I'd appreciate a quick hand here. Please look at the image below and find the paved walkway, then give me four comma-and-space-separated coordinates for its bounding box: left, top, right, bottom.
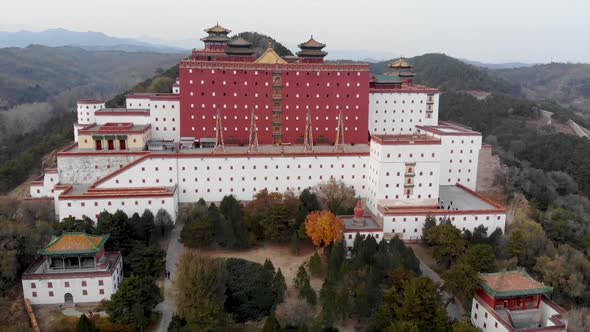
156, 222, 184, 331
408, 244, 466, 321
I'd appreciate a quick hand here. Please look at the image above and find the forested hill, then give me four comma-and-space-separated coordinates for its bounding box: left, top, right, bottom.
369, 53, 515, 94
0, 45, 183, 107
492, 63, 590, 114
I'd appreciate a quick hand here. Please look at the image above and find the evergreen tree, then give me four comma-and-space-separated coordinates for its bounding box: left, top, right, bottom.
76, 314, 98, 332
272, 268, 287, 304
107, 275, 162, 325
294, 264, 317, 305
309, 251, 323, 277
290, 232, 300, 255
262, 312, 282, 332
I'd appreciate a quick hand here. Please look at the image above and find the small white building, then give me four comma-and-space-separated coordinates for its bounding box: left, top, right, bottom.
22, 233, 123, 306
471, 269, 568, 332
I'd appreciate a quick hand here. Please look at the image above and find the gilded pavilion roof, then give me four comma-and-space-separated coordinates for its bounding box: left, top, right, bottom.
479, 269, 553, 297
38, 232, 109, 255
255, 47, 287, 64
205, 23, 231, 34
390, 58, 412, 68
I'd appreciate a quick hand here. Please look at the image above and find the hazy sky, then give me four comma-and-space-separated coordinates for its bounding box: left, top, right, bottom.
2, 0, 589, 63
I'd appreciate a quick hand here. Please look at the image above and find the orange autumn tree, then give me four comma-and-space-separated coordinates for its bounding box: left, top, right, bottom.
304, 210, 344, 248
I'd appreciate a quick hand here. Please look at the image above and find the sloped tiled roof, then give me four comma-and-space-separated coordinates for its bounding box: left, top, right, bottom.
298, 36, 326, 49
228, 37, 252, 46
255, 47, 287, 64
38, 232, 109, 255
205, 23, 231, 34
390, 58, 412, 68
479, 269, 553, 297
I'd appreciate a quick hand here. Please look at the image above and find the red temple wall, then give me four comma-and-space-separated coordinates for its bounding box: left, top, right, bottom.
179, 65, 370, 144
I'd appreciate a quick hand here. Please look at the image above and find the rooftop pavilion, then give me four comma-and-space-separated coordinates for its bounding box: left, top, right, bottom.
22, 233, 121, 277
473, 269, 568, 331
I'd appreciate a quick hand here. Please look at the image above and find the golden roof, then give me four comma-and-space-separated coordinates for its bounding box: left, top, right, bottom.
39, 232, 109, 255
255, 47, 287, 64
205, 23, 231, 34
390, 58, 412, 68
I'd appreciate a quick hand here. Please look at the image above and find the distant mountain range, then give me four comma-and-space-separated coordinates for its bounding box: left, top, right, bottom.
0, 28, 187, 53
461, 59, 536, 70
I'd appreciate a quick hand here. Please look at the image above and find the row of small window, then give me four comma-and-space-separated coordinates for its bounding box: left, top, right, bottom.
385, 183, 435, 188
392, 215, 501, 222
152, 104, 175, 109
373, 127, 424, 132
31, 280, 102, 288
374, 99, 424, 104
154, 127, 177, 131
189, 103, 361, 110
473, 307, 499, 329
189, 79, 362, 88
180, 184, 368, 194
31, 289, 104, 297
191, 115, 360, 121
381, 153, 437, 159
446, 178, 472, 182
382, 194, 433, 199
68, 200, 167, 207
79, 105, 102, 109
188, 68, 363, 77
127, 103, 177, 109
182, 174, 366, 183
189, 126, 360, 132
189, 91, 362, 99
154, 117, 176, 122
142, 163, 368, 172
448, 159, 474, 164
374, 109, 428, 114
449, 149, 474, 154
374, 118, 422, 123
451, 140, 475, 144
448, 169, 473, 173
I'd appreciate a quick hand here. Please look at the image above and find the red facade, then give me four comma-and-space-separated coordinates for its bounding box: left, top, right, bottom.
179, 61, 370, 144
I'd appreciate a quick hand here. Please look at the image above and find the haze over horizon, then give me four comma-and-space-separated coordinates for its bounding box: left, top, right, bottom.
2, 0, 589, 64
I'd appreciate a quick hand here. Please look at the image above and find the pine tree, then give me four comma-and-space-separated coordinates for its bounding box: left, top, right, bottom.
76, 314, 98, 332
308, 252, 323, 277
262, 312, 282, 332
290, 232, 300, 255
272, 268, 287, 304
294, 264, 316, 305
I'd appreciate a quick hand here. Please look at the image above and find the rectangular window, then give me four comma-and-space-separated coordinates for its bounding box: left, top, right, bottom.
32, 291, 37, 297
64, 282, 70, 287
47, 282, 53, 288
99, 289, 105, 295
82, 281, 87, 287
49, 291, 54, 297
83, 290, 88, 296
99, 280, 104, 286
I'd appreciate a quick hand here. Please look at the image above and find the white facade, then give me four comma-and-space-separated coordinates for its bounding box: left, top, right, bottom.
29, 86, 506, 239
369, 91, 439, 135
471, 296, 567, 332
22, 254, 123, 305
76, 100, 106, 125
149, 98, 180, 141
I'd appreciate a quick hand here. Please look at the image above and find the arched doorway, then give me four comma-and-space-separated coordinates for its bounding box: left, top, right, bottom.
64, 293, 74, 307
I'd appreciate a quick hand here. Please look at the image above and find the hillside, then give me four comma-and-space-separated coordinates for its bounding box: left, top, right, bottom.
0, 45, 183, 107
492, 63, 590, 114
0, 28, 184, 53
369, 53, 515, 94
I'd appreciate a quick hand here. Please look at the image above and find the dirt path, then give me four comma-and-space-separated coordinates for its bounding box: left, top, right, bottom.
155, 223, 184, 332
203, 242, 317, 288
